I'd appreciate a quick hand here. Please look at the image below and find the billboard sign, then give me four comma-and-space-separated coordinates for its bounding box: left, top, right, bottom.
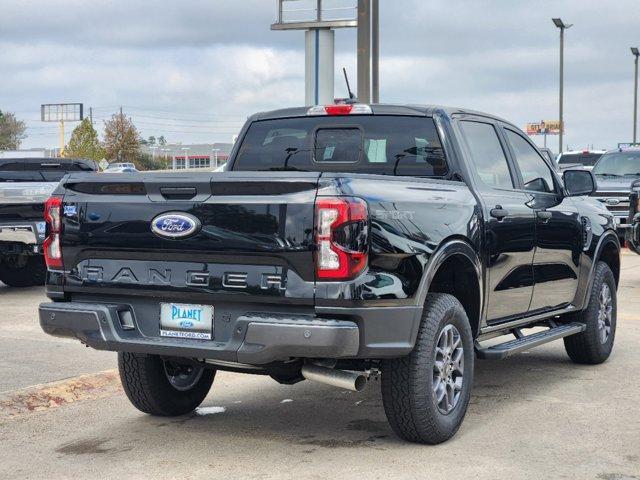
41, 103, 83, 122
526, 120, 562, 136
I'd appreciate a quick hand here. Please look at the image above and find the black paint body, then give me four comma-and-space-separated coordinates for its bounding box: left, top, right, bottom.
41, 105, 620, 364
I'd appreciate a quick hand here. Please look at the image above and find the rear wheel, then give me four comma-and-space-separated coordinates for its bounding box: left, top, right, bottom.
0, 255, 46, 287
564, 261, 617, 364
381, 293, 474, 444
118, 353, 215, 416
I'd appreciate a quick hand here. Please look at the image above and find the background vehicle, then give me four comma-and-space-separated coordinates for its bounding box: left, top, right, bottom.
591, 148, 640, 237
557, 149, 606, 171
105, 167, 139, 173
625, 179, 640, 254
39, 104, 620, 444
105, 162, 137, 171
0, 157, 97, 286
539, 147, 557, 165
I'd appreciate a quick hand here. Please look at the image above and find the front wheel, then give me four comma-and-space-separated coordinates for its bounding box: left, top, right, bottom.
118, 353, 215, 416
381, 293, 474, 444
564, 261, 617, 364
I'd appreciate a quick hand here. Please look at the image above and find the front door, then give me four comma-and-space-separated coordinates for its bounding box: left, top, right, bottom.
503, 128, 582, 312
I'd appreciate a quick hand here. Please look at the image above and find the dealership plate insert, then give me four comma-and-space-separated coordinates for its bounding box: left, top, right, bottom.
160, 303, 213, 340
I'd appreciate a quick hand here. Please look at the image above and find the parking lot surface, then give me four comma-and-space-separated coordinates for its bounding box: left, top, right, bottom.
1, 253, 639, 480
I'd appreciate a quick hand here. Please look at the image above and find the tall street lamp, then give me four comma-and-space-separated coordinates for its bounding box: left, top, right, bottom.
632, 47, 639, 144
553, 18, 572, 154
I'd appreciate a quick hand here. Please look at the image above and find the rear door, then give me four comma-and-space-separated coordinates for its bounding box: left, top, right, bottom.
502, 128, 582, 312
457, 119, 536, 322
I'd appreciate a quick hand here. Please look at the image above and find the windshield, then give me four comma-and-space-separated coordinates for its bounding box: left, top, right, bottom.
233, 115, 447, 176
592, 151, 640, 177
558, 152, 603, 166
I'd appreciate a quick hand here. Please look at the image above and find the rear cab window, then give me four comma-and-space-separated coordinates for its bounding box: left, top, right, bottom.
233, 115, 447, 177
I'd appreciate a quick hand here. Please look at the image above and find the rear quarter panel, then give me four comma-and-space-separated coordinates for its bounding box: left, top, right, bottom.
315, 173, 481, 307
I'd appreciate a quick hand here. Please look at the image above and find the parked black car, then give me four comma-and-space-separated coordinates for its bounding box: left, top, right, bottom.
39, 104, 620, 444
0, 157, 97, 286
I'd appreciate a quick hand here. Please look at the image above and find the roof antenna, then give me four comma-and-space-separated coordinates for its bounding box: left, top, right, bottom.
343, 67, 356, 102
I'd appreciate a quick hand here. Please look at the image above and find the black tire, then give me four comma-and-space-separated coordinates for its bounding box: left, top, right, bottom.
381, 293, 474, 444
118, 353, 215, 416
0, 255, 46, 287
564, 261, 617, 364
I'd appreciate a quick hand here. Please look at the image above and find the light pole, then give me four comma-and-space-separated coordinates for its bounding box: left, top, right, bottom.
212, 148, 220, 169
632, 47, 639, 144
181, 147, 190, 169
553, 18, 572, 154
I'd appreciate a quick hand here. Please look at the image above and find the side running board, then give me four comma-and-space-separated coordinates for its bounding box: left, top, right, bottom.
475, 322, 586, 360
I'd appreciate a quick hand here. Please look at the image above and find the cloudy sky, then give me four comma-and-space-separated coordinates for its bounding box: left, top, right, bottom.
1, 0, 638, 152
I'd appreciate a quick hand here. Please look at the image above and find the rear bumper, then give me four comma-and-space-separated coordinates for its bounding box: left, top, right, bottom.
0, 221, 44, 248
39, 300, 421, 364
39, 302, 360, 364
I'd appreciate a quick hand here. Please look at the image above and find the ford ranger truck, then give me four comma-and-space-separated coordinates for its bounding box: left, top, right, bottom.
39, 104, 620, 444
0, 157, 97, 287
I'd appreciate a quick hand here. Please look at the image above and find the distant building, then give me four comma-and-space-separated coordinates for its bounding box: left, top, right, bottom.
141, 143, 234, 170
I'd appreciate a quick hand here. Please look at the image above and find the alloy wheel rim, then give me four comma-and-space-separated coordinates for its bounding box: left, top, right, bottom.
597, 283, 613, 344
163, 360, 204, 391
433, 324, 464, 415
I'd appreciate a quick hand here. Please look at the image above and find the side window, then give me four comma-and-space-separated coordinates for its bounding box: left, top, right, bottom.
505, 129, 556, 193
459, 121, 514, 189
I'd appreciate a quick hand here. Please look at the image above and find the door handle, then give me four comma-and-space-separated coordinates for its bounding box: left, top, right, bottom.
490, 206, 509, 220
537, 210, 552, 222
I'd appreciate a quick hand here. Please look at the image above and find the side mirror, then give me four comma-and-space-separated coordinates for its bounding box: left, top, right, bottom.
563, 169, 596, 196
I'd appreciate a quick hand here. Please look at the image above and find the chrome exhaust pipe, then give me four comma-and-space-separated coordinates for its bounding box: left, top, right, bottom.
301, 364, 367, 392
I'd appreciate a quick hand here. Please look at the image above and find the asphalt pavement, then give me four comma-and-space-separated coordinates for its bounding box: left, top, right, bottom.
1, 253, 639, 480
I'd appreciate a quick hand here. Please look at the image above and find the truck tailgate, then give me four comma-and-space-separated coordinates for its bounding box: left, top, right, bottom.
58, 172, 320, 306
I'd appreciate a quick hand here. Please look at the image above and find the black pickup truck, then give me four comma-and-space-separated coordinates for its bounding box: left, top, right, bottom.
39, 104, 620, 444
0, 157, 97, 286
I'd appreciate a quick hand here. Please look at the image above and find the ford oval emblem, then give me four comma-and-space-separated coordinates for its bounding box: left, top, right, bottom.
180, 320, 194, 329
605, 198, 621, 206
151, 212, 201, 239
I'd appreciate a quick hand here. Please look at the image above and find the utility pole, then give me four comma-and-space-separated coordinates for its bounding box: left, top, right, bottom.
89, 107, 93, 126
632, 47, 639, 144
371, 0, 379, 103
357, 0, 371, 103
553, 18, 572, 154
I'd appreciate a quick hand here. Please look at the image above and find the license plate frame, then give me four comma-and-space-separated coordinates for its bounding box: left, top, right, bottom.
159, 303, 213, 340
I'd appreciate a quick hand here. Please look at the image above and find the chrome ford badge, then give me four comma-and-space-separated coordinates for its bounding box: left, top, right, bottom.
151, 212, 201, 239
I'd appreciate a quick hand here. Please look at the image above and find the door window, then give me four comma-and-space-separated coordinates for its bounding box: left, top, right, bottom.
505, 129, 556, 193
460, 121, 514, 189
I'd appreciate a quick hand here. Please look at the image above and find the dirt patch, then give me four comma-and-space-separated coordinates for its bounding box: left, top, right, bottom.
0, 370, 122, 419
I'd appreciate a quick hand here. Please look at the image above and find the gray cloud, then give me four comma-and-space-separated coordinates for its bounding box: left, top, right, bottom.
1, 0, 638, 151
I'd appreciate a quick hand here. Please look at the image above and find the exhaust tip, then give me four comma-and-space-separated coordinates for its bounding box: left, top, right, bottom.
353, 374, 367, 392
301, 364, 368, 392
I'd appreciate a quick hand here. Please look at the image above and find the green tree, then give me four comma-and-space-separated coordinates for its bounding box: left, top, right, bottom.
158, 135, 167, 146
64, 118, 105, 160
147, 136, 156, 146
0, 110, 27, 150
136, 151, 165, 171
103, 111, 140, 163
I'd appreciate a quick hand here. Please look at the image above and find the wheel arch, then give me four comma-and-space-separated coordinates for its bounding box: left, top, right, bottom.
579, 229, 621, 309
416, 238, 483, 338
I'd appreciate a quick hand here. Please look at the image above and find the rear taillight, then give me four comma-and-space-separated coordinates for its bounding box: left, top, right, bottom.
315, 197, 368, 280
44, 196, 63, 269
